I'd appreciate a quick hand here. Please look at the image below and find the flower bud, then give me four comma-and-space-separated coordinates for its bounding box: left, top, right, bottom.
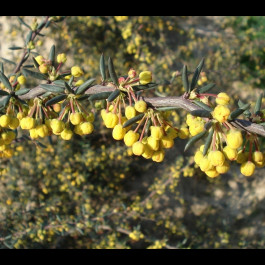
71, 66, 84, 77
125, 106, 137, 120
61, 128, 73, 140
150, 126, 164, 140
209, 150, 225, 166
212, 105, 230, 123
216, 92, 230, 105
17, 75, 26, 85
112, 124, 126, 140
124, 130, 139, 146
226, 130, 243, 149
57, 53, 67, 64
132, 141, 145, 156
80, 122, 94, 135
240, 161, 255, 177
70, 112, 83, 125
152, 149, 165, 162
139, 71, 152, 85
128, 68, 137, 78
134, 100, 147, 113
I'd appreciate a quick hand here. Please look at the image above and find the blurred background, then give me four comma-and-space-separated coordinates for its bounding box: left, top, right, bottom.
0, 16, 265, 249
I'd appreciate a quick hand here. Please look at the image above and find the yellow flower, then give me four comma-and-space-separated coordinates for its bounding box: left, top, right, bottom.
147, 136, 160, 151
80, 122, 94, 135
178, 127, 189, 139
226, 130, 243, 149
240, 161, 255, 177
132, 141, 145, 156
124, 130, 139, 146
236, 150, 248, 164
112, 124, 126, 140
50, 119, 65, 133
134, 100, 147, 113
75, 80, 84, 86
71, 66, 84, 77
142, 144, 154, 159
152, 149, 165, 162
212, 105, 230, 123
57, 53, 67, 63
70, 112, 83, 125
252, 151, 263, 163
0, 115, 11, 128
216, 160, 230, 174
61, 128, 73, 140
39, 64, 49, 74
104, 112, 119, 128
209, 150, 225, 166
216, 92, 230, 105
150, 126, 164, 140
189, 120, 204, 136
199, 157, 213, 172
17, 75, 27, 85
205, 168, 220, 178
35, 55, 44, 65
20, 117, 36, 130
139, 71, 152, 85
125, 106, 137, 120
223, 146, 238, 161
36, 124, 49, 138
160, 135, 174, 149
194, 150, 204, 165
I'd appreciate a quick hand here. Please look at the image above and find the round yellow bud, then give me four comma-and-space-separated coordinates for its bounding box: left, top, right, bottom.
189, 120, 204, 136
139, 71, 152, 85
125, 106, 137, 120
124, 130, 139, 146
132, 141, 145, 156
134, 100, 147, 113
52, 103, 61, 113
39, 64, 49, 74
199, 157, 213, 172
50, 119, 65, 133
29, 128, 39, 139
104, 112, 119, 128
142, 144, 154, 159
150, 126, 164, 140
75, 80, 84, 87
70, 112, 83, 125
17, 112, 26, 120
216, 92, 230, 105
236, 150, 248, 164
17, 75, 26, 85
61, 128, 73, 140
8, 117, 20, 130
209, 150, 225, 166
212, 105, 230, 123
74, 124, 83, 135
84, 112, 95, 123
80, 122, 94, 135
0, 115, 11, 128
147, 136, 160, 151
252, 151, 264, 163
57, 53, 67, 64
1, 131, 16, 142
166, 127, 178, 139
36, 124, 49, 138
20, 117, 35, 130
223, 146, 238, 161
152, 149, 165, 162
205, 168, 220, 178
240, 161, 255, 177
194, 150, 204, 165
226, 130, 243, 149
216, 160, 230, 174
178, 127, 189, 139
160, 135, 174, 149
112, 124, 126, 140
71, 66, 84, 77
35, 55, 44, 65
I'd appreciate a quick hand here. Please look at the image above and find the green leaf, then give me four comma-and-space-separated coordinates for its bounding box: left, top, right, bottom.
41, 91, 53, 98
52, 80, 65, 86
0, 95, 11, 108
100, 53, 106, 81
156, 107, 180, 112
48, 45, 55, 65
23, 64, 35, 68
68, 76, 74, 86
45, 94, 67, 106
89, 91, 113, 101
204, 121, 213, 131
192, 100, 213, 111
197, 83, 216, 94
8, 46, 23, 50
108, 57, 119, 86
32, 57, 40, 68
25, 30, 33, 45
0, 57, 16, 65
190, 58, 204, 91
228, 103, 251, 120
36, 141, 47, 148
254, 93, 263, 115
145, 118, 151, 134
122, 113, 145, 128
22, 68, 47, 80
40, 84, 65, 93
238, 100, 251, 118
184, 130, 207, 152
37, 20, 46, 30
58, 71, 71, 78
133, 82, 158, 91
75, 78, 96, 95
0, 62, 4, 73
77, 95, 90, 101
0, 90, 10, 96
190, 109, 212, 118
15, 88, 31, 96
182, 65, 189, 92
64, 81, 73, 93
0, 71, 13, 91
203, 128, 214, 156
107, 89, 120, 102
45, 20, 51, 28
17, 17, 31, 29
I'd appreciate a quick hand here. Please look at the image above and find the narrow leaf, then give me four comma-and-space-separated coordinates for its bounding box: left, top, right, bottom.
25, 31, 33, 45
190, 58, 204, 91
108, 57, 119, 86
184, 130, 207, 152
100, 53, 106, 81
182, 65, 189, 92
156, 107, 180, 111
52, 80, 65, 86
68, 76, 74, 86
48, 45, 55, 65
254, 93, 263, 115
0, 57, 16, 65
40, 84, 65, 93
0, 62, 4, 73
32, 57, 40, 68
0, 90, 10, 96
197, 83, 216, 94
190, 109, 212, 118
192, 100, 213, 111
45, 94, 67, 107
15, 88, 30, 96
17, 17, 31, 29
22, 68, 47, 80
228, 103, 251, 120
0, 72, 13, 91
122, 113, 145, 128
203, 128, 214, 156
89, 91, 113, 101
133, 82, 158, 91
64, 81, 73, 93
75, 78, 96, 95
8, 46, 23, 50
0, 95, 11, 108
107, 89, 120, 102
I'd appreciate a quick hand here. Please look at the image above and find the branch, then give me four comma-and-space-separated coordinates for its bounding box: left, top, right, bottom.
6, 84, 265, 137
